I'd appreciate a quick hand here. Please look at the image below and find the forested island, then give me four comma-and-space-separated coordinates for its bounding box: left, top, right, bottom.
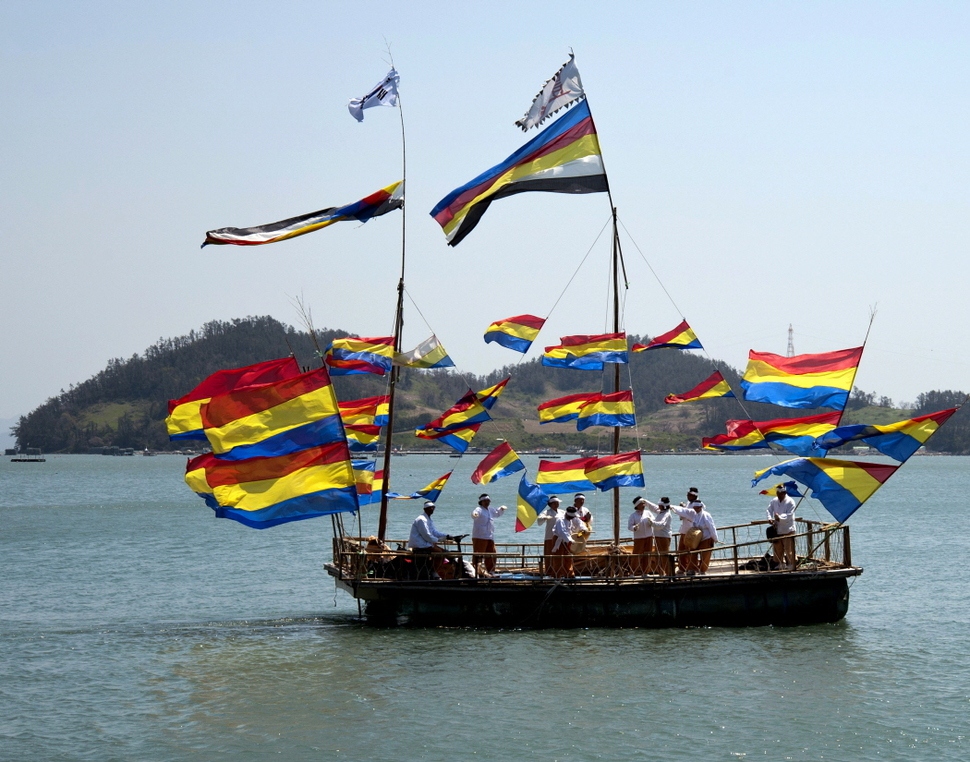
11, 316, 969, 454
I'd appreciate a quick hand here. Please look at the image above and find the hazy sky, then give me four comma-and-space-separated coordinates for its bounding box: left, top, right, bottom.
3, 1, 969, 423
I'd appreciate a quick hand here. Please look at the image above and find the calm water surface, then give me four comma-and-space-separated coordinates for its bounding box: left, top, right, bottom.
2, 454, 969, 761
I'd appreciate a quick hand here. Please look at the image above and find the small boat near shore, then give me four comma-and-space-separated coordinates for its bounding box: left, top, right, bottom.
10, 447, 45, 463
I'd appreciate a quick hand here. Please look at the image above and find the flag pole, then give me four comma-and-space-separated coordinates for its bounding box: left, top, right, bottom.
584, 93, 624, 548
611, 206, 622, 548
377, 62, 407, 543
838, 307, 877, 427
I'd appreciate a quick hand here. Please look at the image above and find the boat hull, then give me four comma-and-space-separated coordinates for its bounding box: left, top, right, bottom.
328, 568, 859, 628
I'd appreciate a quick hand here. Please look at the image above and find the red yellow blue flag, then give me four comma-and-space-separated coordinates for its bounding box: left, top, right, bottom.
338, 395, 390, 427
345, 424, 381, 453
166, 357, 301, 441
188, 442, 358, 529
393, 471, 453, 503
476, 377, 510, 410
665, 371, 735, 405
741, 347, 863, 410
200, 367, 344, 461
813, 408, 958, 462
703, 420, 770, 451
585, 451, 644, 491
536, 456, 596, 494
538, 392, 600, 424
325, 336, 395, 376
575, 390, 636, 431
753, 411, 842, 457
632, 320, 702, 352
542, 332, 628, 371
753, 457, 899, 523
515, 474, 548, 532
484, 314, 546, 353
471, 442, 525, 485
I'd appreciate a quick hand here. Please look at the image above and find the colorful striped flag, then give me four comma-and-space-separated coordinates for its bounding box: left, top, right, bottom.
538, 392, 601, 424
515, 474, 548, 532
166, 357, 301, 441
537, 392, 600, 424
203, 181, 403, 247
752, 457, 900, 523
813, 408, 958, 462
484, 314, 546, 353
632, 320, 702, 352
325, 336, 395, 376
542, 332, 628, 371
395, 471, 453, 503
471, 442, 525, 485
576, 390, 636, 431
352, 459, 376, 504
585, 451, 645, 491
432, 425, 482, 454
741, 347, 864, 410
665, 371, 735, 405
191, 442, 358, 529
536, 456, 596, 494
338, 395, 390, 427
344, 424, 381, 453
703, 420, 770, 451
430, 100, 607, 246
415, 389, 492, 435
200, 367, 344, 461
394, 335, 455, 369
754, 411, 842, 458
185, 453, 220, 510
758, 481, 804, 498
476, 377, 510, 410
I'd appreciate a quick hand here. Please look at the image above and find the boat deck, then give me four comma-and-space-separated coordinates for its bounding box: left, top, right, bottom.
328, 517, 856, 585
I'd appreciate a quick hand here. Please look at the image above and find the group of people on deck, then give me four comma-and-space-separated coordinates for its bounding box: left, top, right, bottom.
406, 484, 798, 580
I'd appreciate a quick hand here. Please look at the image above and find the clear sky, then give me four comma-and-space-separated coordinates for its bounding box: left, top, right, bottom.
2, 1, 969, 423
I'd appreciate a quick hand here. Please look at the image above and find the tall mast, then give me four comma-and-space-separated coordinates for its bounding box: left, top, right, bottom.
377, 72, 407, 542
611, 206, 622, 547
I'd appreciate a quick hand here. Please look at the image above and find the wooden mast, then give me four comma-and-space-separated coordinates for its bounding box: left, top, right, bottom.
611, 207, 621, 547
377, 67, 407, 543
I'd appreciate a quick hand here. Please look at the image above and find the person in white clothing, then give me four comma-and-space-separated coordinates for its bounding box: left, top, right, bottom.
537, 496, 563, 575
672, 489, 699, 572
648, 497, 673, 575
689, 501, 718, 573
572, 493, 593, 532
550, 505, 584, 578
409, 500, 453, 580
628, 496, 655, 575
766, 486, 798, 570
471, 493, 507, 576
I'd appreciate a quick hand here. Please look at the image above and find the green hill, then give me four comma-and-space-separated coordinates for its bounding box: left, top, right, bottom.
11, 316, 969, 454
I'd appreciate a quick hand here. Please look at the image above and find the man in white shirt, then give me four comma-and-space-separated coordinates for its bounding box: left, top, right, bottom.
572, 493, 592, 532
471, 493, 507, 577
689, 501, 719, 574
408, 500, 452, 580
537, 496, 562, 575
766, 486, 798, 570
628, 496, 655, 575
550, 505, 584, 578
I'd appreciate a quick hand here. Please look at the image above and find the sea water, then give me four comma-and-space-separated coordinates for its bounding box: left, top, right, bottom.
1, 453, 968, 761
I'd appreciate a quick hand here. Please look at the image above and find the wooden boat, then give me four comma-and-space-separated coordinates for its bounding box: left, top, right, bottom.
325, 518, 860, 627
324, 56, 878, 628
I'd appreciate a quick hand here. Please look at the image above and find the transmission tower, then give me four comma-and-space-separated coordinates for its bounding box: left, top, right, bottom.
787, 324, 795, 357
